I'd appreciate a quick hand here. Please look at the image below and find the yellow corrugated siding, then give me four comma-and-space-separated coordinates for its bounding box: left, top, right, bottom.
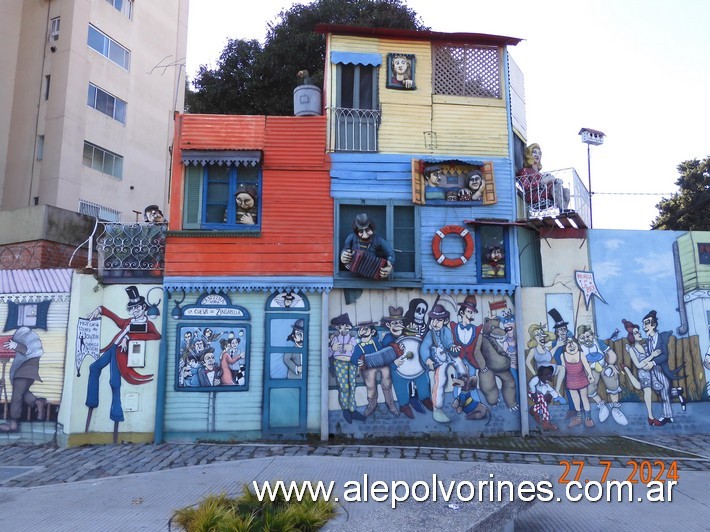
378, 39, 432, 106
379, 102, 431, 153
431, 103, 508, 156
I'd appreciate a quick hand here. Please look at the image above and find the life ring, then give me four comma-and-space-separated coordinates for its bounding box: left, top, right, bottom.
431, 225, 474, 268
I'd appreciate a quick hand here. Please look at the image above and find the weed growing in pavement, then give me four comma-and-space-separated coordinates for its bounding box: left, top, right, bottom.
171, 483, 336, 531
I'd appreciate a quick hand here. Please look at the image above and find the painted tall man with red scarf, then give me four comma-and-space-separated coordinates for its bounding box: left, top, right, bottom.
84, 286, 161, 435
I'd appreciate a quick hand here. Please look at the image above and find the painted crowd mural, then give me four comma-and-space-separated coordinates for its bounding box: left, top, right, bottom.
522, 229, 710, 435
326, 290, 520, 436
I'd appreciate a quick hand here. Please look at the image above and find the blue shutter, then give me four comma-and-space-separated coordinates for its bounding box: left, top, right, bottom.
4, 302, 19, 332
35, 300, 51, 330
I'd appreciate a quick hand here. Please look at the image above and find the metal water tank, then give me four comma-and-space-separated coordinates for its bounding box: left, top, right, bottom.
293, 85, 322, 116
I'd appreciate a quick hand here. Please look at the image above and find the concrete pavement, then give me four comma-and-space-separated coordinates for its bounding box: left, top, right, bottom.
0, 433, 707, 531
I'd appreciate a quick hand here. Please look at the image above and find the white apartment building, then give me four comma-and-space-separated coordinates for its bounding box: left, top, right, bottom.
0, 0, 189, 223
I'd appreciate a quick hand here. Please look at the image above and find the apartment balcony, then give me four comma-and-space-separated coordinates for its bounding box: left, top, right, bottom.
516, 168, 591, 229
328, 106, 381, 152
94, 222, 166, 283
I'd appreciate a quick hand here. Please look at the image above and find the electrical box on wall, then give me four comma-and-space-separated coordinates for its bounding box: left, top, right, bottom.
123, 393, 139, 412
127, 340, 146, 367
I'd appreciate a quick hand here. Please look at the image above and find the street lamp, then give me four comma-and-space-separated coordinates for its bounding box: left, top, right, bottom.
578, 127, 605, 228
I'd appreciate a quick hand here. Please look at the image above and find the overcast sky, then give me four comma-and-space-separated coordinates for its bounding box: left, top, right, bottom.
186, 0, 710, 230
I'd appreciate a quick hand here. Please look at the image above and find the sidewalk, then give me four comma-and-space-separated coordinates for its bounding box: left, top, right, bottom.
0, 433, 707, 531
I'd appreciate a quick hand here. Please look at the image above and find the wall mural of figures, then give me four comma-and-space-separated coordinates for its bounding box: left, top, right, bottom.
521, 229, 710, 436
176, 325, 248, 389
0, 273, 72, 443
326, 289, 519, 436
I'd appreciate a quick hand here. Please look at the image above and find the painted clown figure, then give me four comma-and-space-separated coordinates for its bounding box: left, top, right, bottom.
84, 286, 161, 434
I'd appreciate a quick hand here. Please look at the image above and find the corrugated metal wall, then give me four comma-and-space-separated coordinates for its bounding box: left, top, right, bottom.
167, 115, 332, 277
508, 54, 527, 141
162, 291, 322, 438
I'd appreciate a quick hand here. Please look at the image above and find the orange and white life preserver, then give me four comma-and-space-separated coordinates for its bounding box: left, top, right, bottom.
431, 225, 474, 268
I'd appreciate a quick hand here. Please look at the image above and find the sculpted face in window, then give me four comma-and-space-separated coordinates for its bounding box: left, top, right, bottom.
235, 190, 257, 225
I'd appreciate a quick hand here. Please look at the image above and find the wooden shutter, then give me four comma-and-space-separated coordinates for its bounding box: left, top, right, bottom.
183, 165, 203, 229
481, 161, 497, 205
411, 159, 425, 205
35, 300, 51, 330
3, 301, 18, 332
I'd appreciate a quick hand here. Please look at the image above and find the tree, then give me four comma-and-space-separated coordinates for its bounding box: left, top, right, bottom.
186, 0, 427, 116
652, 156, 710, 230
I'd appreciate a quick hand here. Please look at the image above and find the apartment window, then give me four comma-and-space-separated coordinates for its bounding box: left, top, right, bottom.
83, 141, 123, 178
44, 75, 51, 100
182, 152, 262, 232
87, 83, 126, 124
336, 202, 417, 281
107, 0, 133, 19
48, 17, 60, 42
87, 24, 130, 70
37, 135, 44, 161
433, 44, 501, 98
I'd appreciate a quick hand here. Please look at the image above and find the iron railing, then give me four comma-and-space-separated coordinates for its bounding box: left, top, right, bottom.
328, 106, 381, 152
94, 222, 167, 280
516, 167, 591, 227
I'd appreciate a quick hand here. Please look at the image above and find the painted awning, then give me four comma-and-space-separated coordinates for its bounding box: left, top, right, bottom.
330, 51, 382, 66
422, 284, 515, 296
163, 276, 333, 294
0, 268, 73, 302
181, 150, 262, 167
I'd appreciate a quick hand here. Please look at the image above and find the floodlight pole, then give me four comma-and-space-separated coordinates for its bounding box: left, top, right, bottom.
587, 143, 592, 227
578, 128, 606, 229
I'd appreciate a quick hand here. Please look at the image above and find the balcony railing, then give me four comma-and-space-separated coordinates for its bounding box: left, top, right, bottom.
516, 167, 591, 227
95, 222, 167, 281
328, 106, 380, 152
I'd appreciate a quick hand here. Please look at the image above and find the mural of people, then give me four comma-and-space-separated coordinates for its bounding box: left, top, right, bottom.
381, 306, 432, 418
219, 334, 244, 385
516, 143, 569, 211
328, 313, 365, 423
284, 320, 304, 379
388, 53, 414, 89
0, 327, 47, 433
197, 349, 219, 387
524, 323, 565, 395
528, 365, 562, 431
352, 320, 398, 417
340, 213, 395, 280
84, 286, 161, 433
450, 295, 483, 398
475, 316, 519, 411
560, 337, 595, 428
641, 310, 686, 424
421, 304, 467, 423
577, 324, 628, 425
403, 298, 429, 338
463, 170, 484, 201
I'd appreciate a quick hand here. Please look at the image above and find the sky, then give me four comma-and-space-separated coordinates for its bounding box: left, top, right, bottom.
186, 0, 710, 230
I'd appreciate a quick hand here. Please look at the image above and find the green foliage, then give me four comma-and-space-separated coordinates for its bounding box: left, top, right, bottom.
187, 0, 427, 115
171, 484, 337, 532
652, 156, 710, 230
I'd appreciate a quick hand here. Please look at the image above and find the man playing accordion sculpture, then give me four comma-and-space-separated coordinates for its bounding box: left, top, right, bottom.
340, 213, 395, 280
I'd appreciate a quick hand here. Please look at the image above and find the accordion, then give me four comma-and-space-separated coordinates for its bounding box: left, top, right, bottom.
363, 345, 398, 369
346, 250, 387, 280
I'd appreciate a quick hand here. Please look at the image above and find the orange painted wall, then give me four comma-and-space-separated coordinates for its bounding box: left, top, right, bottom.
166, 114, 332, 276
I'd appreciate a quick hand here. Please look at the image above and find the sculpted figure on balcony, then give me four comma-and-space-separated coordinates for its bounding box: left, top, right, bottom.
516, 143, 570, 211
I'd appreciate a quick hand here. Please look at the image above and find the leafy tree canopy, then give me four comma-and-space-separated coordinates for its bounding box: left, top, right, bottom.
186, 0, 427, 115
652, 156, 710, 230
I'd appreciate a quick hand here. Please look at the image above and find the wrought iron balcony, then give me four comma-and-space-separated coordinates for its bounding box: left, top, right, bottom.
95, 222, 167, 282
328, 106, 381, 152
516, 168, 591, 228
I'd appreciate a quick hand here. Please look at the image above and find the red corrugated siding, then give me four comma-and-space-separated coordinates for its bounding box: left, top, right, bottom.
166, 114, 332, 277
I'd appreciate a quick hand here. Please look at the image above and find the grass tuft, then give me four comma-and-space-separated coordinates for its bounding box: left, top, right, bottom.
172, 483, 336, 531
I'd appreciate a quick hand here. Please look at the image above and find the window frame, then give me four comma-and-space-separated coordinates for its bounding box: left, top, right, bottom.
87, 24, 130, 70
182, 162, 263, 233
48, 17, 60, 42
475, 224, 510, 283
82, 141, 124, 179
106, 0, 133, 19
335, 200, 420, 286
87, 83, 127, 124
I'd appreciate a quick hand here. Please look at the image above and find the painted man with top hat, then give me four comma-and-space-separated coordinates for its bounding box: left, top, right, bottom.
340, 213, 395, 279
328, 313, 365, 423
84, 285, 161, 432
